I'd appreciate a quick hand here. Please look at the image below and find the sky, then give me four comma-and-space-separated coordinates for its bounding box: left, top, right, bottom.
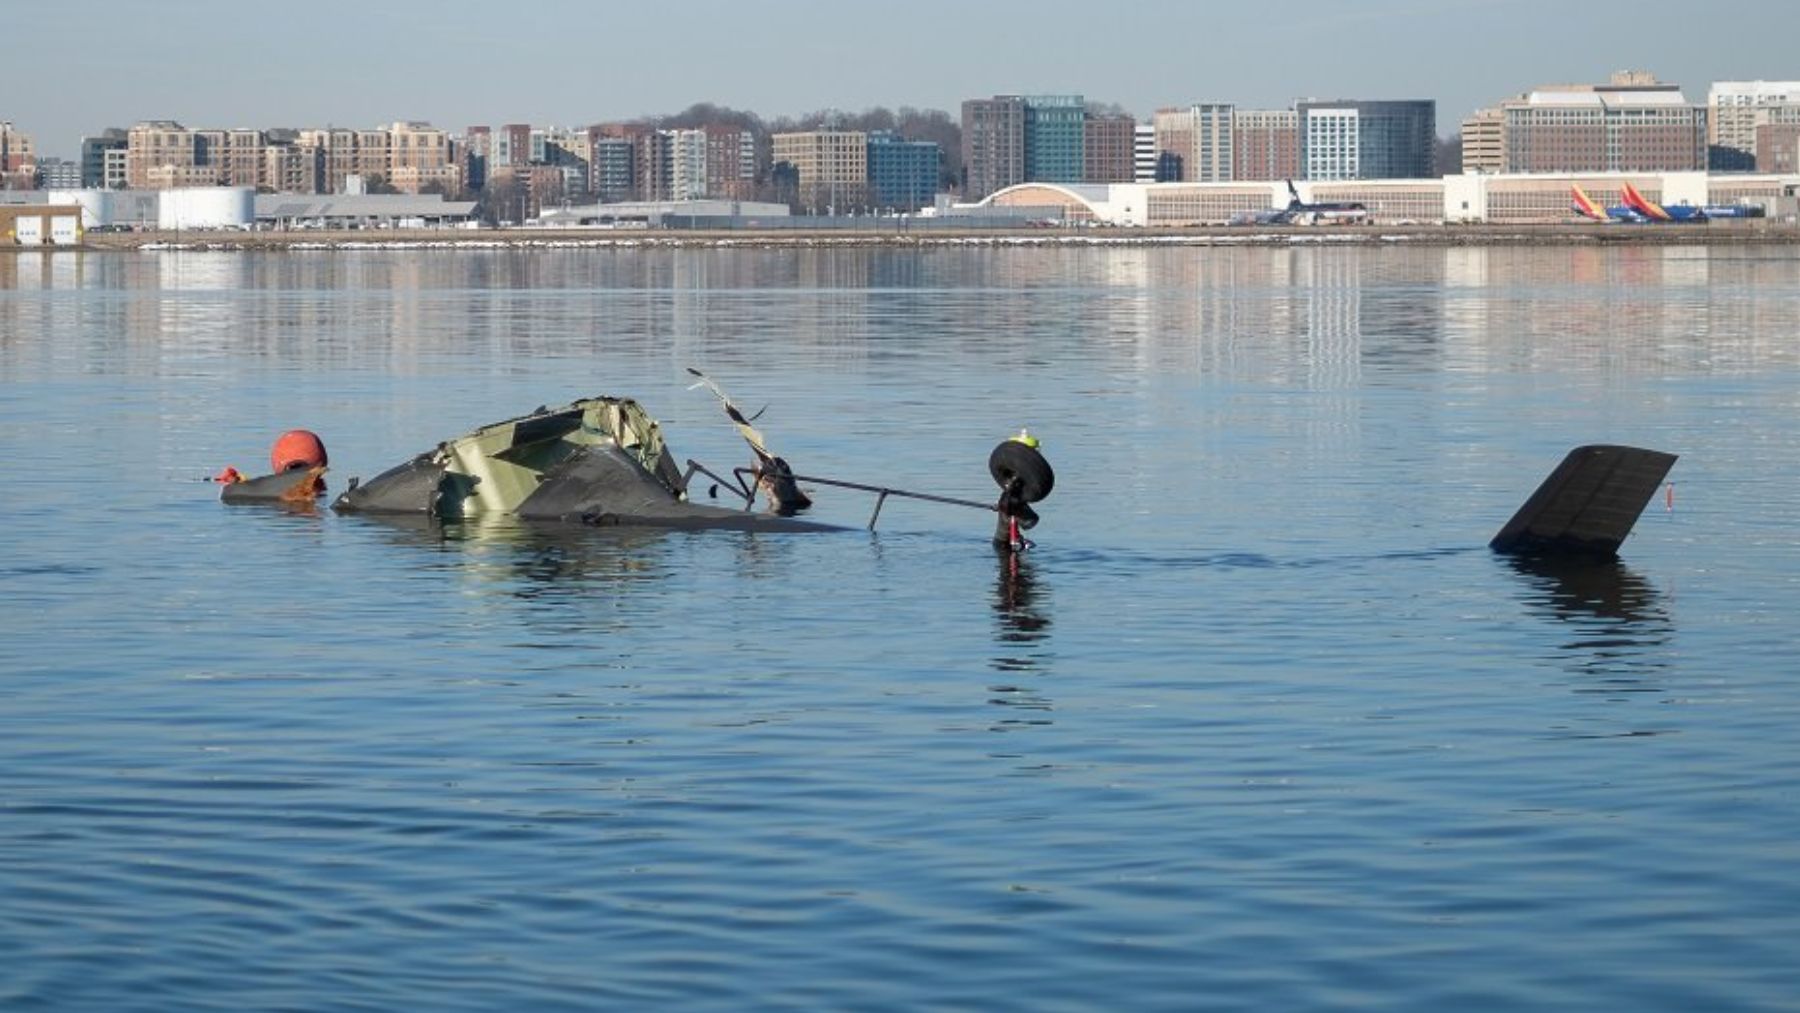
8, 0, 1799, 157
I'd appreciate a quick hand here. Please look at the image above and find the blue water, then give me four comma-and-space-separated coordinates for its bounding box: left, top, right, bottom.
3, 245, 1799, 1010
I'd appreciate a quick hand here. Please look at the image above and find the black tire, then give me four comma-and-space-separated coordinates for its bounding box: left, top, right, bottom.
989, 441, 1054, 503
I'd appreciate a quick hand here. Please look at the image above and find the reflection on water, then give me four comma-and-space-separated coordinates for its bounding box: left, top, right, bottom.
992, 546, 1051, 665
6, 244, 1800, 1012
7, 246, 1800, 389
354, 513, 678, 595
1506, 554, 1673, 693
989, 547, 1054, 728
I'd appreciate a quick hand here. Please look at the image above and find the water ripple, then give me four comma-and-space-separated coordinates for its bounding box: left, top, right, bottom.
4, 246, 1799, 1010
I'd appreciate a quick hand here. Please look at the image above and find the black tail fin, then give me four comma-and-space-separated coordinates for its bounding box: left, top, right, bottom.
1490, 445, 1677, 558
1286, 179, 1302, 208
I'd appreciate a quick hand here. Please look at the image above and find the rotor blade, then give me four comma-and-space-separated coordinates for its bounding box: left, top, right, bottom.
686, 368, 777, 464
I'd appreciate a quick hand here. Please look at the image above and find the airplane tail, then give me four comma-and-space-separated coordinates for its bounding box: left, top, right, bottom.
1286, 179, 1302, 209
1570, 184, 1608, 221
1491, 445, 1677, 558
1620, 181, 1672, 222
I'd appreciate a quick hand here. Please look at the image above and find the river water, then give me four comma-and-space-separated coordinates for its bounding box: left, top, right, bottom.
3, 244, 1799, 1011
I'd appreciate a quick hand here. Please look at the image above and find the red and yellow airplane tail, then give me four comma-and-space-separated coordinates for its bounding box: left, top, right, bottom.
1570, 185, 1609, 221
1620, 181, 1672, 222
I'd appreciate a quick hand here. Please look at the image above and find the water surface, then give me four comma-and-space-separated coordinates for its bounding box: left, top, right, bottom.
3, 245, 1799, 1010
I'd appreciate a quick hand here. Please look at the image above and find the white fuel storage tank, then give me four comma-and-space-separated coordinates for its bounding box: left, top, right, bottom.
158, 187, 253, 230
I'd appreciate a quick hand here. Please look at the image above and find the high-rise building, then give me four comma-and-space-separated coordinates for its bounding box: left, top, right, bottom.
1154, 103, 1234, 182
126, 121, 196, 188
387, 122, 457, 194
1133, 122, 1157, 183
961, 94, 1087, 199
497, 124, 531, 170
80, 129, 127, 188
962, 96, 1026, 200
1489, 73, 1703, 174
1083, 114, 1136, 183
1757, 124, 1800, 173
263, 142, 322, 196
462, 126, 491, 192
1459, 107, 1504, 173
1231, 109, 1298, 181
190, 128, 266, 189
1297, 99, 1435, 180
1024, 95, 1085, 183
636, 130, 694, 201
294, 127, 392, 192
701, 125, 756, 201
587, 123, 648, 202
103, 148, 128, 190
36, 157, 81, 189
668, 129, 708, 201
612, 126, 754, 203
524, 126, 590, 196
866, 131, 940, 211
0, 122, 33, 188
1710, 81, 1800, 171
771, 130, 867, 211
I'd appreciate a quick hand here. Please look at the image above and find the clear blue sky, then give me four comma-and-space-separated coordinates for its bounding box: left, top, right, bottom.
9, 0, 1798, 156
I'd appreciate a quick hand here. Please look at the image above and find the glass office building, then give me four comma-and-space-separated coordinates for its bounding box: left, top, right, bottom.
1297, 100, 1435, 180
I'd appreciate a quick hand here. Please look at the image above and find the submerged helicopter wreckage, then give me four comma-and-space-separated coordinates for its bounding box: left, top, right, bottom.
220, 370, 1056, 549
220, 372, 1676, 560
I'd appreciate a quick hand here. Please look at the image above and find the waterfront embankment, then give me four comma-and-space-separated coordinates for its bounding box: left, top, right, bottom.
45, 220, 1800, 252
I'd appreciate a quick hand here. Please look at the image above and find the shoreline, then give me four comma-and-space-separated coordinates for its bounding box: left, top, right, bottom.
15, 221, 1800, 252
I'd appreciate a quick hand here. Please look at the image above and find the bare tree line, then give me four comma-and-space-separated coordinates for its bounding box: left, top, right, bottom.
628, 103, 965, 190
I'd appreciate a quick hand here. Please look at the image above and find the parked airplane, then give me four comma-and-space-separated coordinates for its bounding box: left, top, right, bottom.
1569, 184, 1641, 222
1619, 181, 1699, 222
1233, 181, 1370, 225
1572, 182, 1764, 224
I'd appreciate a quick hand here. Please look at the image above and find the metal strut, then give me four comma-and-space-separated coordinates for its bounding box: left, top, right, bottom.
680, 459, 755, 505
724, 467, 997, 530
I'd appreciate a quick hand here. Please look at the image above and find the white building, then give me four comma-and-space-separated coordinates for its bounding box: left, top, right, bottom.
1709, 81, 1800, 167
1133, 122, 1156, 183
1153, 103, 1234, 182
1302, 107, 1360, 180
669, 129, 708, 202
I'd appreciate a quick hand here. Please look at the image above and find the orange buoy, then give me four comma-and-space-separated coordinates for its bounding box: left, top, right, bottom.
270, 430, 328, 473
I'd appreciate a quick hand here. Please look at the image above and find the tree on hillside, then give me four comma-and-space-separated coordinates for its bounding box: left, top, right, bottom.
894, 107, 962, 187
612, 101, 964, 199
476, 173, 525, 225
657, 102, 768, 134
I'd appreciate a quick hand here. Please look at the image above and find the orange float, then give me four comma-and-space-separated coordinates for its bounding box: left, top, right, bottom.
270, 430, 328, 472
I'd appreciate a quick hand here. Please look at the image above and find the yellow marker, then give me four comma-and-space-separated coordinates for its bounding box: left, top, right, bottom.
1010, 428, 1040, 449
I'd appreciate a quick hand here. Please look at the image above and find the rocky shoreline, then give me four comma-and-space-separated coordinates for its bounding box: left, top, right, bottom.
25, 221, 1800, 252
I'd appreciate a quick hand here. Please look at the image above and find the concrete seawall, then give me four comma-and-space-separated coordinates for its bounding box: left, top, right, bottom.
26, 221, 1800, 252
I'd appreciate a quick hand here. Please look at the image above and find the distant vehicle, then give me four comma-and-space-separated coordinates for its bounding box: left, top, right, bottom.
1238, 181, 1370, 225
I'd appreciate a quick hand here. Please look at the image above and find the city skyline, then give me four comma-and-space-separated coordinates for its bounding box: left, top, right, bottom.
10, 0, 1800, 157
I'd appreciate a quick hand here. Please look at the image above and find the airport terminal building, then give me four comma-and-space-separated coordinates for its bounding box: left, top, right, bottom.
978, 172, 1799, 226
4, 187, 478, 232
